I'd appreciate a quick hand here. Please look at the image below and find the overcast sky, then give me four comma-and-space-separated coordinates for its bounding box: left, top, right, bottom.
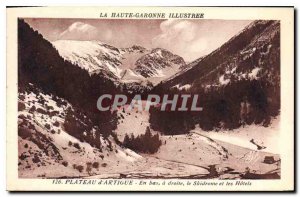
24, 18, 252, 62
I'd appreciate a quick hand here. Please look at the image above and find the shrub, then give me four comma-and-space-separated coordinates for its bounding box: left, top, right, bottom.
49, 111, 59, 117
46, 105, 54, 111
18, 102, 26, 111
32, 155, 41, 163
101, 163, 107, 167
73, 143, 81, 149
45, 123, 51, 130
19, 154, 27, 160
53, 121, 60, 127
62, 161, 68, 167
86, 162, 92, 174
92, 162, 99, 169
29, 106, 36, 113
76, 165, 84, 173
36, 108, 47, 114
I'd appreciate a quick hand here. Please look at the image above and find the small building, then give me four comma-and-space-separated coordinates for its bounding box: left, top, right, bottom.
263, 156, 275, 164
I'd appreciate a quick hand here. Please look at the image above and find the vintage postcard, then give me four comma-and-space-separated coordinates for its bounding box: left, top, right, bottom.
6, 6, 294, 191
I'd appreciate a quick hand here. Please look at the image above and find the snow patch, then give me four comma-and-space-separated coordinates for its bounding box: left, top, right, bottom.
193, 117, 280, 154
219, 75, 230, 85
172, 84, 191, 90
248, 67, 262, 80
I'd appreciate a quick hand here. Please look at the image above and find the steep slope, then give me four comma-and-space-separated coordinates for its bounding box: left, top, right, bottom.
150, 20, 280, 133
18, 19, 120, 111
119, 45, 149, 70
114, 103, 158, 142
52, 41, 186, 85
157, 20, 279, 90
18, 83, 279, 179
52, 40, 123, 79
134, 48, 186, 84
18, 84, 141, 178
17, 19, 133, 178
52, 41, 150, 80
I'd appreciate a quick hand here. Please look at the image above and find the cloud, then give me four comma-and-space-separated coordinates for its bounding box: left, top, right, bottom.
152, 19, 205, 62
152, 19, 252, 62
53, 19, 251, 61
58, 22, 112, 41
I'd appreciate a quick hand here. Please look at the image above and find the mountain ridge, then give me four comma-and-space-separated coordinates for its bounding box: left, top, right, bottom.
52, 40, 187, 86
156, 20, 278, 90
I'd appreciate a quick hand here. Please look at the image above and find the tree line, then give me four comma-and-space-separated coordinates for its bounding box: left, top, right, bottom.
123, 127, 162, 153
18, 19, 118, 142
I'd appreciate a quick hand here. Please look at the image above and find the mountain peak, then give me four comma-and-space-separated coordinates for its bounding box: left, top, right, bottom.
133, 48, 186, 81
52, 39, 123, 78
121, 45, 147, 53
52, 40, 186, 85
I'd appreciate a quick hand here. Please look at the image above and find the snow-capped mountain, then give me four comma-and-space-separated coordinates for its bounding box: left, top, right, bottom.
52, 40, 186, 85
133, 48, 186, 84
18, 19, 281, 179
52, 40, 124, 79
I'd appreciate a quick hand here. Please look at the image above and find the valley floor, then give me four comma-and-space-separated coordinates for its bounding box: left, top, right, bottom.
89, 107, 280, 179
18, 90, 280, 179
88, 130, 280, 180
19, 125, 280, 179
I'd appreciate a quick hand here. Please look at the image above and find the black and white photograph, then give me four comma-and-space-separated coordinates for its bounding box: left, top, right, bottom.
5, 6, 294, 191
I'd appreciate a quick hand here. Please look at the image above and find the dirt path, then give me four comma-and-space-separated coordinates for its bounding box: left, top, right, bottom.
190, 132, 230, 158
146, 155, 210, 170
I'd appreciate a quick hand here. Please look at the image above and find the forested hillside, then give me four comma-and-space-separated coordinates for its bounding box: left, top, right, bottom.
150, 20, 280, 133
